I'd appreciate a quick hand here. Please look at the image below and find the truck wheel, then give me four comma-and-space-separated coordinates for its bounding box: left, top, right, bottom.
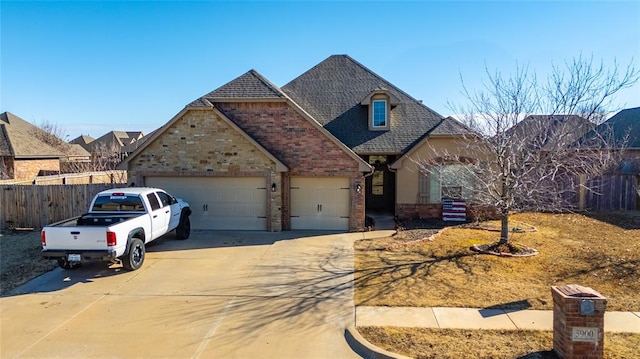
121, 238, 145, 271
57, 259, 82, 270
176, 216, 190, 240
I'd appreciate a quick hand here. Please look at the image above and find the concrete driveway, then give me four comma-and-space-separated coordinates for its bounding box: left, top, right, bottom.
1, 230, 390, 358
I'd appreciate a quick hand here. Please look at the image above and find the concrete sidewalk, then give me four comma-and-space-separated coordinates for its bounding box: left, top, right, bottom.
356, 306, 640, 333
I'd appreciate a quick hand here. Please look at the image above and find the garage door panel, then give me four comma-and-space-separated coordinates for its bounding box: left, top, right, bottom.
145, 177, 266, 230
290, 177, 350, 231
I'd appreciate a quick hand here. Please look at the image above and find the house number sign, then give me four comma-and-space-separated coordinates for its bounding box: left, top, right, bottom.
572, 327, 598, 342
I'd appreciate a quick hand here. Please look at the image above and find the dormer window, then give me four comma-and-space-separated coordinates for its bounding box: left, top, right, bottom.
361, 89, 399, 131
372, 100, 387, 128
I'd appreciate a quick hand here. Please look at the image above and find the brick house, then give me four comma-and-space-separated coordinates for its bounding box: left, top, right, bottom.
0, 112, 63, 180
119, 55, 478, 231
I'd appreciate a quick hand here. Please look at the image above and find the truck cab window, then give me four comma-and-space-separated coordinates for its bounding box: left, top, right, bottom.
146, 193, 161, 211
156, 192, 172, 207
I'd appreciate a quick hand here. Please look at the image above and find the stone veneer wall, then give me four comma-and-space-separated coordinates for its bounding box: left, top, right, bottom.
127, 108, 282, 230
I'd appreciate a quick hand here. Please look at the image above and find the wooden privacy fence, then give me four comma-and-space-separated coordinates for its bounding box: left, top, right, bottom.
584, 175, 639, 211
0, 184, 120, 230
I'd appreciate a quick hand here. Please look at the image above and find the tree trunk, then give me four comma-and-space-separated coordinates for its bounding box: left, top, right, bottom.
499, 212, 509, 245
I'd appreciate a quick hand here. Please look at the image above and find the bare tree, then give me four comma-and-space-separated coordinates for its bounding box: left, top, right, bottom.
36, 120, 71, 152
90, 141, 125, 171
0, 157, 13, 179
417, 56, 638, 251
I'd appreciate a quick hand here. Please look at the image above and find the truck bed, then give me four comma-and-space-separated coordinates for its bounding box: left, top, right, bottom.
51, 213, 143, 227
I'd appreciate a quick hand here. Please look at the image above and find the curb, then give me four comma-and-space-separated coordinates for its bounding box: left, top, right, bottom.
345, 326, 412, 359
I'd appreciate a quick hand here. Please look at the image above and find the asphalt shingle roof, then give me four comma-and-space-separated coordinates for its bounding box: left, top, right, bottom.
281, 55, 454, 154
513, 115, 594, 150
598, 107, 640, 148
0, 112, 63, 158
188, 70, 286, 107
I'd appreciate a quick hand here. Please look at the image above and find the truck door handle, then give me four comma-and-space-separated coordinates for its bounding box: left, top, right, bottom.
165, 210, 169, 214
153, 215, 158, 218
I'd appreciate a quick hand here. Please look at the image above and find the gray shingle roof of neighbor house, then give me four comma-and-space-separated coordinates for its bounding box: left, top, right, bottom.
281, 54, 461, 154
70, 134, 95, 151
0, 112, 64, 158
510, 114, 594, 150
597, 107, 640, 148
88, 131, 145, 153
66, 143, 91, 158
188, 70, 286, 107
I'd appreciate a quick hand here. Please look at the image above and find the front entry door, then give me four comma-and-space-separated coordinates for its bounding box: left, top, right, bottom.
365, 155, 395, 211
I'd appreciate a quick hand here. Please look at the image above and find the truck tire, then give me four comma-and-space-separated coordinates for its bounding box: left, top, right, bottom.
121, 238, 145, 271
57, 258, 82, 270
175, 216, 190, 240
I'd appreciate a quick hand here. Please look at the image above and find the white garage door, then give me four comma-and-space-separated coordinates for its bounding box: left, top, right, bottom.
145, 177, 267, 230
290, 177, 350, 230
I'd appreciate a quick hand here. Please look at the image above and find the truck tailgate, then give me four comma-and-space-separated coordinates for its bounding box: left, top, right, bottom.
42, 227, 109, 251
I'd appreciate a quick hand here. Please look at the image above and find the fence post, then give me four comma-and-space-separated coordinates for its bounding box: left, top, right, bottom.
578, 175, 586, 211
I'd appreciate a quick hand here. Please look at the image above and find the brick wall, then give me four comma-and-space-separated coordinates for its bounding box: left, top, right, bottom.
396, 202, 500, 221
216, 102, 366, 231
13, 158, 60, 181
551, 285, 606, 359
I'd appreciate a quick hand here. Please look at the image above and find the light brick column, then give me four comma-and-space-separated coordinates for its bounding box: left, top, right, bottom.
551, 285, 607, 359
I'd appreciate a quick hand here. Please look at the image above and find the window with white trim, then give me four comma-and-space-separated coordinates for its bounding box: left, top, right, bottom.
372, 100, 387, 128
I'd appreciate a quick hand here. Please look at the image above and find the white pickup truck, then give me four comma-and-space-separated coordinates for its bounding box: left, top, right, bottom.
41, 187, 191, 271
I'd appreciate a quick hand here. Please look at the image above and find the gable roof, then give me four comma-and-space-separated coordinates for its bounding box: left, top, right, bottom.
281, 55, 446, 154
184, 68, 372, 172
188, 70, 287, 107
430, 116, 478, 137
70, 134, 95, 150
0, 112, 63, 158
390, 116, 480, 169
65, 143, 91, 158
89, 131, 145, 153
511, 115, 594, 150
596, 107, 640, 148
117, 107, 289, 172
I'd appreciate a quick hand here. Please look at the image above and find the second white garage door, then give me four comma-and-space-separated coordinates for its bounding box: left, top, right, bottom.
290, 177, 350, 230
145, 176, 267, 230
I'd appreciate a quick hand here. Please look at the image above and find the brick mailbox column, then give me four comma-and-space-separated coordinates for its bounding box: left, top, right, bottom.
551, 284, 607, 359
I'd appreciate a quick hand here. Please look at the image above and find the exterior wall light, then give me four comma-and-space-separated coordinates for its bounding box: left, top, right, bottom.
271, 183, 276, 192
356, 184, 362, 194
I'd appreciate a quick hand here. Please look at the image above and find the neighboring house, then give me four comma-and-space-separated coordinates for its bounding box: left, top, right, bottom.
69, 134, 95, 151
0, 112, 63, 180
513, 115, 594, 150
584, 107, 640, 210
59, 144, 92, 172
74, 131, 145, 167
597, 106, 640, 174
119, 55, 478, 231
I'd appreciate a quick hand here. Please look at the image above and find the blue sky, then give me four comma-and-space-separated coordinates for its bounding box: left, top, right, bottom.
2, 1, 639, 139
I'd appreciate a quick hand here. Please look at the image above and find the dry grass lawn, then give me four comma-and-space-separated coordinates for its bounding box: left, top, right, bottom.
355, 212, 640, 311
359, 327, 640, 359
0, 229, 57, 295
355, 212, 640, 358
